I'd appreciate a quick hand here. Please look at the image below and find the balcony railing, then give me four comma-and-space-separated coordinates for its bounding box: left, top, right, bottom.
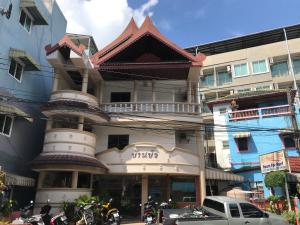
228, 105, 292, 121
100, 102, 201, 114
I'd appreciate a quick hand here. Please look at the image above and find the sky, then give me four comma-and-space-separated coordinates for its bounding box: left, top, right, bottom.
56, 0, 300, 50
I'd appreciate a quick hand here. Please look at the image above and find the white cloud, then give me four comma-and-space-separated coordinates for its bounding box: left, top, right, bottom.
56, 0, 159, 49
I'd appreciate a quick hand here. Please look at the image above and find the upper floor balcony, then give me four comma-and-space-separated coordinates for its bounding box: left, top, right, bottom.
228, 104, 292, 121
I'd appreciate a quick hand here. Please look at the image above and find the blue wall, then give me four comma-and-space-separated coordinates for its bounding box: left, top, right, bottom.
226, 106, 299, 197
0, 0, 66, 201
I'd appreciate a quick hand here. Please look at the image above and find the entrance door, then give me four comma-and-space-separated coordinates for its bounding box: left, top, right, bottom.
148, 176, 168, 202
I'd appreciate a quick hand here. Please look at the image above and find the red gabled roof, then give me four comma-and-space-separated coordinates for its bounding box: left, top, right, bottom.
92, 16, 205, 67
288, 157, 300, 173
45, 34, 86, 56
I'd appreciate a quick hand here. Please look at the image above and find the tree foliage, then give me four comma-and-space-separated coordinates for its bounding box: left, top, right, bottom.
264, 171, 285, 188
0, 171, 6, 191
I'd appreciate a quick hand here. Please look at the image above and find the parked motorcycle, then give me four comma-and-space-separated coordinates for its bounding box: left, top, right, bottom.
101, 198, 120, 225
142, 196, 158, 225
12, 200, 43, 225
50, 203, 81, 225
158, 198, 172, 223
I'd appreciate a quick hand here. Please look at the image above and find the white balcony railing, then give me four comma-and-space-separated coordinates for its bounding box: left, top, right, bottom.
100, 102, 201, 114
228, 105, 292, 121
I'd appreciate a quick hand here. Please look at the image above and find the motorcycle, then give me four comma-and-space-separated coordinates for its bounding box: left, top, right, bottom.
12, 200, 43, 225
50, 203, 81, 225
158, 198, 172, 223
101, 198, 120, 225
142, 196, 158, 225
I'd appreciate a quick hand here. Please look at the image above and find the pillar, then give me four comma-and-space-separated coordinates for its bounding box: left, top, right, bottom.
166, 176, 171, 200
133, 80, 138, 102
141, 175, 148, 217
46, 117, 53, 131
52, 69, 59, 92
196, 129, 206, 203
37, 172, 45, 189
187, 80, 192, 103
78, 116, 84, 131
99, 80, 104, 103
72, 171, 78, 189
152, 80, 156, 102
82, 69, 89, 93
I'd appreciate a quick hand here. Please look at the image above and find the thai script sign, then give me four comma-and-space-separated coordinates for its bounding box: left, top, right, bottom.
260, 150, 287, 173
132, 150, 159, 159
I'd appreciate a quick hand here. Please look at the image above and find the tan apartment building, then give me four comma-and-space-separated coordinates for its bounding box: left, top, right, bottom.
186, 24, 300, 170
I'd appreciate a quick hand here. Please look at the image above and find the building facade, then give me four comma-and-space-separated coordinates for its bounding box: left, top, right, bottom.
31, 17, 242, 214
0, 0, 66, 206
208, 90, 300, 197
186, 24, 300, 170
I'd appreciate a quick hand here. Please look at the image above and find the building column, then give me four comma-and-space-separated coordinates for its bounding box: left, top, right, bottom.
72, 171, 78, 189
133, 80, 138, 102
187, 80, 192, 103
78, 116, 84, 131
37, 172, 45, 189
46, 117, 53, 131
141, 175, 148, 217
99, 80, 104, 103
166, 176, 171, 200
82, 69, 89, 93
196, 129, 206, 203
213, 67, 217, 87
152, 80, 156, 102
52, 69, 59, 92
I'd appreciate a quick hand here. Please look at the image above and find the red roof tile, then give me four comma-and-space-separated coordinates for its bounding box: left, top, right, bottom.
92, 16, 205, 67
288, 157, 300, 173
45, 34, 86, 56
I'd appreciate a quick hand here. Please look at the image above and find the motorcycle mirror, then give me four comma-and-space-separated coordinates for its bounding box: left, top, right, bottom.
169, 198, 172, 202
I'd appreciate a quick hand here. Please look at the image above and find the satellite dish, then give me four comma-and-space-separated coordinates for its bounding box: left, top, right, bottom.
6, 4, 12, 19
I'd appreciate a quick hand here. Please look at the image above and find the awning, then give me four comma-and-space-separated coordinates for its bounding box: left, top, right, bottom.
206, 168, 244, 182
9, 48, 41, 71
234, 132, 251, 138
20, 0, 48, 25
279, 129, 293, 134
5, 173, 35, 187
0, 102, 33, 122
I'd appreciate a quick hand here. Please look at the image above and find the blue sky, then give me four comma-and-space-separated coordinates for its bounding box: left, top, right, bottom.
128, 0, 300, 48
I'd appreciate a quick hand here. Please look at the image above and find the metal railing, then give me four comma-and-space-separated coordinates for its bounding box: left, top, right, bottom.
100, 102, 201, 114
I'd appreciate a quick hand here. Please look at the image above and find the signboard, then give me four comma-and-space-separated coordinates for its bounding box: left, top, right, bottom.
260, 150, 287, 173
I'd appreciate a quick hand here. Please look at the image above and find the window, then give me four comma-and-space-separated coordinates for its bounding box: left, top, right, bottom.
217, 71, 232, 86
293, 59, 300, 75
171, 177, 196, 202
233, 63, 248, 77
203, 199, 225, 213
42, 171, 72, 188
219, 107, 227, 114
236, 137, 248, 151
252, 60, 268, 74
0, 114, 13, 136
19, 10, 32, 32
108, 135, 129, 149
110, 92, 131, 102
222, 140, 229, 149
77, 172, 91, 188
282, 134, 295, 148
201, 74, 214, 87
229, 204, 240, 218
240, 203, 264, 218
8, 59, 23, 81
237, 88, 251, 93
271, 61, 289, 77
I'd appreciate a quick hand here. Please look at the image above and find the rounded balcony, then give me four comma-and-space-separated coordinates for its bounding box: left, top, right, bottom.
43, 128, 96, 157
50, 90, 99, 107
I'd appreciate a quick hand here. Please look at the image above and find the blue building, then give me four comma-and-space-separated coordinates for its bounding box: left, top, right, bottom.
0, 0, 66, 206
208, 90, 300, 198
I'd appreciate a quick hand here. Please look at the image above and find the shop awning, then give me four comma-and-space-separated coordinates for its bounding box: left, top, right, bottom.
5, 173, 35, 187
9, 48, 41, 71
20, 0, 48, 25
234, 132, 251, 138
206, 168, 244, 182
0, 102, 33, 122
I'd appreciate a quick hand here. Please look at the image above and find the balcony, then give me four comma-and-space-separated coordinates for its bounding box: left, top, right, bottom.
50, 90, 99, 107
100, 102, 201, 114
43, 128, 96, 157
228, 105, 292, 121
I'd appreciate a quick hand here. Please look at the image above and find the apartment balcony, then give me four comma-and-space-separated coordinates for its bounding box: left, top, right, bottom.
50, 90, 99, 107
228, 105, 292, 121
43, 128, 96, 157
100, 102, 201, 114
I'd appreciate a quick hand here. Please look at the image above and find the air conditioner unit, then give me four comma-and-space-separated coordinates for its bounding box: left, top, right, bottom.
227, 65, 232, 72
269, 57, 274, 65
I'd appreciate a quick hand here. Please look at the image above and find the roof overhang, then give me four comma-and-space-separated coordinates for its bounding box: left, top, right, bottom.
205, 168, 244, 181
20, 0, 48, 25
0, 101, 33, 122
9, 48, 41, 71
234, 132, 251, 138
